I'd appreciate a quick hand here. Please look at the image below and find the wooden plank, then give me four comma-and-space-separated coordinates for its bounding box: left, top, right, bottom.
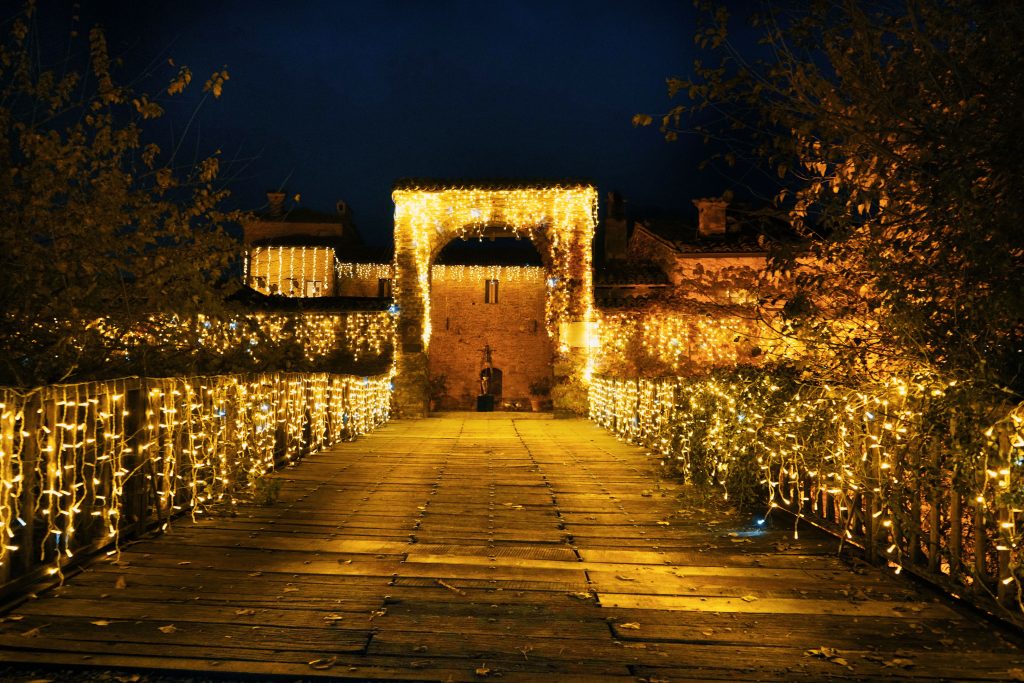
596, 592, 959, 618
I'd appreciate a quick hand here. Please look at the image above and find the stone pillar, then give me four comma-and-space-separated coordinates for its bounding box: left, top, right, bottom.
392, 247, 429, 418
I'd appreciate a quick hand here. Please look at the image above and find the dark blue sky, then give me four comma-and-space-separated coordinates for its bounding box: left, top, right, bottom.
83, 1, 728, 246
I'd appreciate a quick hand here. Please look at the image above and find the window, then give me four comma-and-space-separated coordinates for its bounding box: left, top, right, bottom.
305, 280, 321, 297
484, 279, 499, 304
378, 278, 393, 298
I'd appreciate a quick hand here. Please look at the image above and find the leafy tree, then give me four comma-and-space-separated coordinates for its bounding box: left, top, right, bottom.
0, 2, 246, 385
639, 1, 1024, 393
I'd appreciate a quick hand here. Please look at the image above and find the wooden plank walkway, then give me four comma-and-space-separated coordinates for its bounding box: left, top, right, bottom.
1, 413, 1022, 681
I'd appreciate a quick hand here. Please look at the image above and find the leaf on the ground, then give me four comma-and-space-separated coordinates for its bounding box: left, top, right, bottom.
113, 675, 141, 683
568, 591, 592, 600
619, 622, 641, 629
22, 625, 47, 637
640, 490, 653, 497
656, 521, 670, 526
0, 615, 24, 622
884, 658, 915, 668
741, 595, 758, 602
114, 575, 127, 590
90, 620, 114, 627
25, 678, 55, 683
158, 624, 177, 634
283, 586, 299, 593
309, 656, 338, 670
805, 646, 847, 665
701, 629, 714, 636
234, 608, 256, 616
248, 571, 262, 577
177, 561, 191, 566
615, 575, 637, 581
502, 503, 524, 509
475, 663, 491, 677
1008, 668, 1024, 682
323, 613, 345, 622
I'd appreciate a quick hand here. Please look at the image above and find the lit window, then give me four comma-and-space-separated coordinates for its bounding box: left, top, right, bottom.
484, 279, 499, 304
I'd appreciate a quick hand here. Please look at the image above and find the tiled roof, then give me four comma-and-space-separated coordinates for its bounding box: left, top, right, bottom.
593, 260, 670, 285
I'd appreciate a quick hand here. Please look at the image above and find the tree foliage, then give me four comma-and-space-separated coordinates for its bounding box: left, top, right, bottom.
0, 2, 247, 385
641, 1, 1024, 393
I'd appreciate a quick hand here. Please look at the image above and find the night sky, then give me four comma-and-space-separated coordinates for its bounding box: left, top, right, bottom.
65, 1, 727, 246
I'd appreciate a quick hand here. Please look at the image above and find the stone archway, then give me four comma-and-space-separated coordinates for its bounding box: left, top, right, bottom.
391, 180, 598, 417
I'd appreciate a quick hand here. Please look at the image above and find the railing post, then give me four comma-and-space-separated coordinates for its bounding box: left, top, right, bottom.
123, 379, 150, 538
18, 394, 42, 575
927, 437, 941, 573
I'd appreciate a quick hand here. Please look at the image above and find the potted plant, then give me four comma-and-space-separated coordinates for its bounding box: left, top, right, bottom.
428, 373, 448, 412
527, 376, 552, 412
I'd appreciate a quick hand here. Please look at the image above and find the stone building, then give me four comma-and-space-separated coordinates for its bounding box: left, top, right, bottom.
241, 183, 785, 410
243, 191, 361, 297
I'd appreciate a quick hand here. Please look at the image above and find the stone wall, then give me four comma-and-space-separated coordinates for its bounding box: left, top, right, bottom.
428, 276, 552, 409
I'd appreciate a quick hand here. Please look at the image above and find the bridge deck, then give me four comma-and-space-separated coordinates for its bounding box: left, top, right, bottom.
1, 414, 1022, 681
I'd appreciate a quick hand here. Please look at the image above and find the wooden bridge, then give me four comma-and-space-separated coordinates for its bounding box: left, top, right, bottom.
2, 414, 1022, 681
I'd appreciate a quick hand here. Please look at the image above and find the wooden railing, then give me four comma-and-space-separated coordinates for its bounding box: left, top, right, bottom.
589, 373, 1024, 621
0, 372, 391, 598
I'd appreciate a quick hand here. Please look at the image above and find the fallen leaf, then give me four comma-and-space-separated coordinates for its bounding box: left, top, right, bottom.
90, 620, 113, 627
234, 608, 256, 616
656, 521, 670, 526
323, 613, 345, 622
615, 575, 637, 582
113, 676, 141, 683
884, 658, 915, 669
740, 595, 758, 602
0, 615, 24, 622
619, 622, 641, 630
475, 663, 491, 677
568, 591, 592, 600
26, 679, 55, 683
158, 624, 177, 634
283, 587, 299, 593
701, 629, 714, 636
1008, 668, 1024, 682
114, 576, 127, 590
309, 656, 338, 670
248, 571, 262, 577
22, 625, 47, 637
177, 561, 191, 566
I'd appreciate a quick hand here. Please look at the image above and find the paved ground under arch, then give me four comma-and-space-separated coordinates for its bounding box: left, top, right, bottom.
1, 414, 1022, 681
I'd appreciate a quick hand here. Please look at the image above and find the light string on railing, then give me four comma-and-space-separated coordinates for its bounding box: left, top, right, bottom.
0, 372, 392, 582
588, 370, 1023, 611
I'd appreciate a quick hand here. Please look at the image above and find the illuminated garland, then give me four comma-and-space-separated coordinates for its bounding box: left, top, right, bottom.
0, 372, 391, 580
589, 371, 1024, 612
431, 264, 545, 283
392, 185, 597, 348
595, 310, 803, 375
93, 312, 395, 365
248, 246, 335, 296
336, 262, 394, 281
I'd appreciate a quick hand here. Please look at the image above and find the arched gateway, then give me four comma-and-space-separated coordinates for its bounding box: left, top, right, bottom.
391, 180, 598, 417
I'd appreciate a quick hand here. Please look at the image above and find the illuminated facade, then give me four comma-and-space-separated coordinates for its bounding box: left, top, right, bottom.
391, 180, 598, 417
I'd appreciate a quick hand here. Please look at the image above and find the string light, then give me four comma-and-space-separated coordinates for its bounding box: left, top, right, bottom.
391, 184, 598, 349
92, 312, 394, 365
248, 246, 335, 296
0, 372, 391, 580
589, 370, 1023, 612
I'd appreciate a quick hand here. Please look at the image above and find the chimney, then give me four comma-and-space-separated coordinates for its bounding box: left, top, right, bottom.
604, 191, 628, 260
266, 191, 286, 217
693, 197, 729, 237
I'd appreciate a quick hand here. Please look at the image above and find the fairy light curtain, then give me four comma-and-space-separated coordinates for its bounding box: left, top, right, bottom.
391, 182, 598, 350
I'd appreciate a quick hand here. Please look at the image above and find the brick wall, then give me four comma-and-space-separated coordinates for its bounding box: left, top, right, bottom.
428, 276, 552, 409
